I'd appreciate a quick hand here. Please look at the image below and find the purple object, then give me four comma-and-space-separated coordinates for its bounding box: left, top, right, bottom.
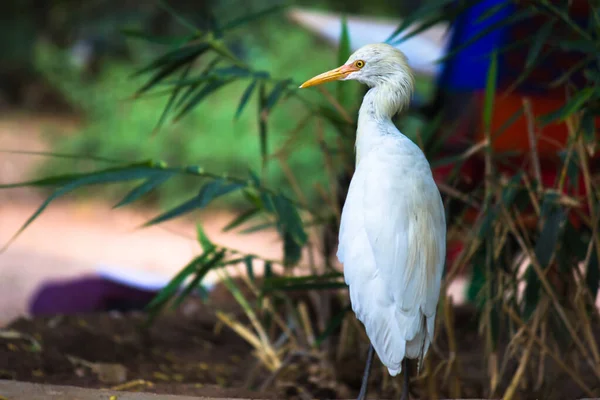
29, 275, 158, 315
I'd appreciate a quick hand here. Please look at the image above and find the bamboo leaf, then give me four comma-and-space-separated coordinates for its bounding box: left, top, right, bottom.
526, 20, 555, 69
245, 255, 255, 282
265, 80, 290, 113
0, 162, 166, 250
258, 82, 268, 170
222, 207, 261, 232
580, 110, 597, 149
315, 304, 351, 346
173, 250, 226, 308
113, 174, 172, 208
157, 0, 201, 33
146, 251, 212, 315
174, 57, 221, 110
385, 0, 458, 44
263, 273, 345, 292
196, 223, 216, 253
174, 78, 234, 122
221, 3, 288, 32
154, 63, 194, 132
586, 247, 599, 298
134, 44, 209, 95
121, 28, 194, 46
474, 0, 511, 23
539, 88, 595, 125
144, 179, 244, 226
240, 221, 277, 234
536, 202, 566, 268
235, 79, 257, 120
337, 16, 351, 107
483, 51, 498, 132
436, 9, 535, 64
272, 194, 308, 245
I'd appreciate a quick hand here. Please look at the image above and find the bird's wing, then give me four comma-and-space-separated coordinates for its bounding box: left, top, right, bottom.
362, 142, 445, 320
338, 139, 445, 373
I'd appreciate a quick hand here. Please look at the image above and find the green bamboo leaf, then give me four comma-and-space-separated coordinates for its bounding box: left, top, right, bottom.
221, 3, 288, 31
235, 79, 257, 120
436, 9, 535, 64
173, 250, 226, 308
146, 251, 211, 314
523, 194, 566, 320
385, 0, 457, 44
337, 16, 351, 67
265, 80, 291, 112
315, 305, 351, 346
157, 0, 201, 33
272, 194, 308, 245
258, 82, 268, 169
113, 174, 172, 208
264, 273, 344, 292
483, 51, 498, 132
240, 221, 277, 234
500, 172, 523, 205
0, 161, 163, 189
526, 21, 555, 69
474, 0, 511, 23
539, 88, 595, 125
121, 28, 195, 46
248, 169, 261, 187
0, 149, 122, 164
213, 66, 251, 78
174, 78, 234, 122
264, 260, 273, 279
144, 179, 244, 226
196, 223, 216, 253
222, 207, 261, 232
1, 163, 166, 250
154, 63, 194, 132
536, 202, 566, 268
283, 232, 302, 267
522, 265, 539, 320
580, 110, 596, 146
337, 16, 351, 107
245, 255, 255, 281
586, 247, 599, 299
174, 57, 221, 110
134, 42, 208, 81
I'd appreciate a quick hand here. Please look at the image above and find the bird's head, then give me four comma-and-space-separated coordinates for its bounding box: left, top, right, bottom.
299, 43, 414, 90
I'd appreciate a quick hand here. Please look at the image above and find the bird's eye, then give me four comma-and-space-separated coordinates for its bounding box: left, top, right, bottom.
354, 60, 365, 69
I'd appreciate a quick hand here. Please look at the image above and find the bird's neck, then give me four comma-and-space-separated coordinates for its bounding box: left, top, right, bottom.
360, 85, 409, 120
355, 85, 411, 164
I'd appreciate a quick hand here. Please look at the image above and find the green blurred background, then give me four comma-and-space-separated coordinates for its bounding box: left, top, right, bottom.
0, 0, 429, 209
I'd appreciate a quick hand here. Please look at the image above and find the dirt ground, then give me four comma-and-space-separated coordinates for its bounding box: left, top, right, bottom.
0, 295, 353, 399
1, 299, 599, 400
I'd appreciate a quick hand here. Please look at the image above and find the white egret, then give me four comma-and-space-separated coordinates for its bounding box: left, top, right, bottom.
300, 43, 446, 400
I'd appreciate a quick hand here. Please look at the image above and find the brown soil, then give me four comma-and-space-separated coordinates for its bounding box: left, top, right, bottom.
0, 291, 355, 399
1, 294, 598, 400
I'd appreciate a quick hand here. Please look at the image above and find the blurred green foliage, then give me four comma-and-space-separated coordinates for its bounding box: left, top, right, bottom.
33, 20, 344, 208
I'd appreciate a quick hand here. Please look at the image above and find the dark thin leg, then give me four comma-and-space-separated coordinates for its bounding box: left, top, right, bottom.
400, 358, 410, 400
356, 344, 375, 400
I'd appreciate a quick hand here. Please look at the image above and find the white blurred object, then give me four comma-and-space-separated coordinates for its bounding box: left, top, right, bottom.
95, 263, 216, 292
287, 8, 450, 77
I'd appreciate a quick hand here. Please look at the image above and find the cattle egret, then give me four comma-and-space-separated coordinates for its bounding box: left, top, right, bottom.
300, 43, 446, 400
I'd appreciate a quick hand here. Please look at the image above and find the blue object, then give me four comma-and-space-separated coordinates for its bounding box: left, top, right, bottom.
437, 0, 590, 94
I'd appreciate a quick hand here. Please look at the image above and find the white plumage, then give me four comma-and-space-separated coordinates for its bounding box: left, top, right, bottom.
300, 43, 446, 389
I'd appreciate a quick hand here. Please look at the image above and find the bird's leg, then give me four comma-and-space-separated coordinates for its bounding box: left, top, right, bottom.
400, 358, 410, 400
356, 344, 374, 400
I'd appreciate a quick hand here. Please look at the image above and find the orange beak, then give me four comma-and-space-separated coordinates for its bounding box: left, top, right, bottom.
299, 64, 359, 88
